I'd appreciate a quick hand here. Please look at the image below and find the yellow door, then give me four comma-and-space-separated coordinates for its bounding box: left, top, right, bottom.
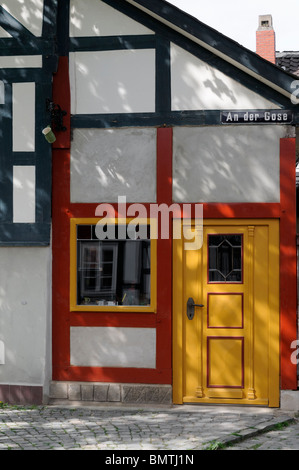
173, 219, 280, 407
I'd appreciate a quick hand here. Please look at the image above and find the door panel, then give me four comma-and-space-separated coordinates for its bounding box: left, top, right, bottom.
207, 336, 244, 388
173, 220, 280, 407
207, 293, 243, 328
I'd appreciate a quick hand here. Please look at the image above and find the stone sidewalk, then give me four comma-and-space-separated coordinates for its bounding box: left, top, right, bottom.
0, 403, 297, 451
226, 419, 299, 450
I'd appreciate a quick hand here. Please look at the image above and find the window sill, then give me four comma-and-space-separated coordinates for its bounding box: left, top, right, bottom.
70, 304, 157, 313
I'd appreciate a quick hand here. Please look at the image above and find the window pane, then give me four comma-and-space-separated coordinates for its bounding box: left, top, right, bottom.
208, 234, 242, 283
77, 225, 151, 307
77, 225, 92, 240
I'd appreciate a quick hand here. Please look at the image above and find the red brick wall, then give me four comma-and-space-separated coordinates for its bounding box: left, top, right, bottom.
256, 29, 276, 64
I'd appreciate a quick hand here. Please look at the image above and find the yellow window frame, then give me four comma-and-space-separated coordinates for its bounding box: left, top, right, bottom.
70, 218, 157, 313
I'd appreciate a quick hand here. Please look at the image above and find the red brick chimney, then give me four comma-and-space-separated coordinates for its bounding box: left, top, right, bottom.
256, 15, 276, 64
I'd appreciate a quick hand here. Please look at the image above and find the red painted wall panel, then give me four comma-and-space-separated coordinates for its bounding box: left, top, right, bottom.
280, 138, 297, 390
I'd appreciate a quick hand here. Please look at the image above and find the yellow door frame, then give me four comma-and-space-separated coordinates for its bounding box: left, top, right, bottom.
173, 219, 280, 407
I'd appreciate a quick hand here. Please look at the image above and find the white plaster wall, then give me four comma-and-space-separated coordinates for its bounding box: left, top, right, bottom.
70, 0, 154, 37
0, 26, 11, 38
71, 128, 157, 203
1, 0, 44, 37
69, 49, 156, 115
13, 82, 35, 152
173, 125, 287, 203
171, 44, 278, 111
0, 81, 4, 104
70, 327, 156, 368
0, 56, 42, 68
13, 166, 36, 223
0, 341, 4, 365
0, 247, 52, 387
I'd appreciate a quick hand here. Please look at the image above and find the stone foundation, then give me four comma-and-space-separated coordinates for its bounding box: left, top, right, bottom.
280, 390, 299, 411
49, 382, 172, 405
0, 384, 43, 405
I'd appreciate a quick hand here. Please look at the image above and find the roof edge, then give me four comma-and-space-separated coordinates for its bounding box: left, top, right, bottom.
126, 0, 298, 103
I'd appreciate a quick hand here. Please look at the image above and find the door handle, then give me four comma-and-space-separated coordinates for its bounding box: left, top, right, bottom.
187, 297, 204, 320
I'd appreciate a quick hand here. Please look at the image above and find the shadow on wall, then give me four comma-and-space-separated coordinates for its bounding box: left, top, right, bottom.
69, 0, 153, 37
0, 247, 51, 383
70, 49, 156, 115
70, 128, 157, 204
170, 44, 278, 111
69, 2, 156, 114
70, 327, 156, 369
203, 67, 238, 105
172, 125, 284, 203
0, 0, 44, 37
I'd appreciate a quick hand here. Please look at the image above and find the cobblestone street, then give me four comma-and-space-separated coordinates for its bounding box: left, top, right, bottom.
0, 404, 297, 451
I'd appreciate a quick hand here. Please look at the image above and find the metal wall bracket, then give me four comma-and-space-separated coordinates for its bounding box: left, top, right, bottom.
46, 99, 67, 132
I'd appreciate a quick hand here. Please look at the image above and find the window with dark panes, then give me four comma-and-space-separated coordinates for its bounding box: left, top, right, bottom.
76, 225, 151, 306
208, 234, 242, 282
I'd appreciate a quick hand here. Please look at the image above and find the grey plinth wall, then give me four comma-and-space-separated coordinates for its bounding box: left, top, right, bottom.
49, 382, 172, 405
280, 391, 299, 411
